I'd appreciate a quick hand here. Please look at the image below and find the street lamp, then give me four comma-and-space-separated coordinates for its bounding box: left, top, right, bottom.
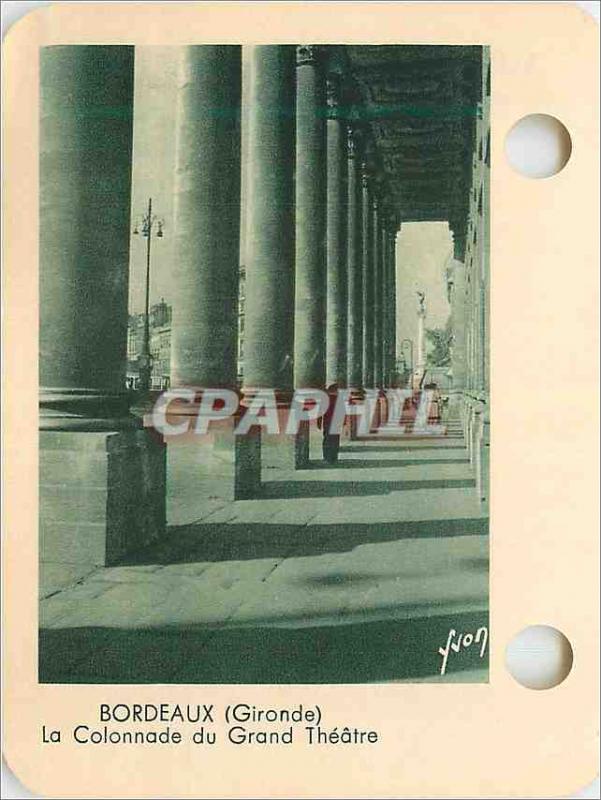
133, 198, 164, 393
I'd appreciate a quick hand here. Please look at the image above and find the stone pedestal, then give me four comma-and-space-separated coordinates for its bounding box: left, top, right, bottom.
378, 393, 389, 427
348, 392, 365, 441
40, 430, 165, 572
235, 426, 263, 499
370, 395, 382, 433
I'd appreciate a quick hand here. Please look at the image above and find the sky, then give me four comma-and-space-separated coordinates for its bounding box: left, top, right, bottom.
128, 47, 452, 352
128, 47, 178, 313
395, 222, 453, 361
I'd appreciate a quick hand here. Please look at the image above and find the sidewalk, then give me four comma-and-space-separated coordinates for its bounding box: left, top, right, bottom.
39, 432, 489, 684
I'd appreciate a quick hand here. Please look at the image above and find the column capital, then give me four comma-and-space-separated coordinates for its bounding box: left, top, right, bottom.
360, 160, 371, 189
347, 126, 359, 159
381, 202, 397, 233
296, 45, 321, 66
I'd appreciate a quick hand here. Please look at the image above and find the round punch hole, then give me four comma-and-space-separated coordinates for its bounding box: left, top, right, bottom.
505, 625, 573, 689
505, 114, 572, 178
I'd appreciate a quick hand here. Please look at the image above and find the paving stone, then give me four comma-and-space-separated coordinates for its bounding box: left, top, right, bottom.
230, 534, 487, 628
39, 561, 100, 598
40, 579, 117, 627
86, 564, 165, 583
39, 432, 490, 684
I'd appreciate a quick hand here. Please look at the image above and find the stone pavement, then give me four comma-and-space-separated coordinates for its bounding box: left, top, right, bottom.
39, 429, 489, 684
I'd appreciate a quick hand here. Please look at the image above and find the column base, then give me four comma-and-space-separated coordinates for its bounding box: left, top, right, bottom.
40, 429, 166, 580
369, 392, 386, 433
347, 389, 364, 441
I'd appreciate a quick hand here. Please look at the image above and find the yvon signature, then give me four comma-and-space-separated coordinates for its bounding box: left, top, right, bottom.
438, 626, 489, 676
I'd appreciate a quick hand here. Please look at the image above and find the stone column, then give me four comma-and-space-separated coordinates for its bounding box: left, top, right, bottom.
372, 198, 382, 388
39, 46, 165, 580
243, 46, 296, 480
380, 222, 389, 386
346, 128, 363, 391
450, 260, 467, 392
167, 47, 242, 524
294, 45, 327, 389
361, 163, 374, 389
378, 219, 392, 424
171, 46, 241, 389
387, 229, 398, 386
244, 46, 295, 393
325, 74, 347, 387
40, 46, 135, 428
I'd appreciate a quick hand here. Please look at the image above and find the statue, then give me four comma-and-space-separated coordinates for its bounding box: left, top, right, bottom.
416, 290, 426, 316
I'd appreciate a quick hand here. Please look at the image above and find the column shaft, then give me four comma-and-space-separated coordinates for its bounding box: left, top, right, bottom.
294, 46, 327, 388
388, 231, 397, 385
243, 46, 295, 395
451, 261, 467, 390
361, 167, 374, 388
325, 78, 347, 387
380, 225, 389, 386
171, 46, 241, 388
40, 45, 135, 426
346, 130, 363, 389
372, 200, 382, 387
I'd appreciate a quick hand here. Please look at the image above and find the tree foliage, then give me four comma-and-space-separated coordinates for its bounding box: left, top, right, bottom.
425, 322, 452, 367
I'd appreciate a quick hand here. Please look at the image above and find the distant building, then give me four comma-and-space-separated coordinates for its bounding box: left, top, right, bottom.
127, 299, 172, 390
126, 283, 245, 391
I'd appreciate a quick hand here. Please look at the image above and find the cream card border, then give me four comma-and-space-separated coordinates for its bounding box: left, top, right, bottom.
3, 3, 599, 797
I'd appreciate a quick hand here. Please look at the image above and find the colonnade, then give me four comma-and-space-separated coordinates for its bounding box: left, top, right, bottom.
448, 48, 491, 504
170, 45, 399, 398
39, 44, 401, 560
40, 40, 498, 575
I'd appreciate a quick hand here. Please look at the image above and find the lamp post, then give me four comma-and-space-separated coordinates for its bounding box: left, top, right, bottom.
133, 198, 164, 393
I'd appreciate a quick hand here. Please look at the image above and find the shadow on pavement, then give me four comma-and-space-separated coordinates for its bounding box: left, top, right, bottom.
340, 444, 466, 453
121, 516, 488, 564
39, 609, 489, 684
307, 457, 470, 469
260, 478, 475, 499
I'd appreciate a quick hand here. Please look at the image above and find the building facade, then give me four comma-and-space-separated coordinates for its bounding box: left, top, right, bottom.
126, 299, 172, 389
